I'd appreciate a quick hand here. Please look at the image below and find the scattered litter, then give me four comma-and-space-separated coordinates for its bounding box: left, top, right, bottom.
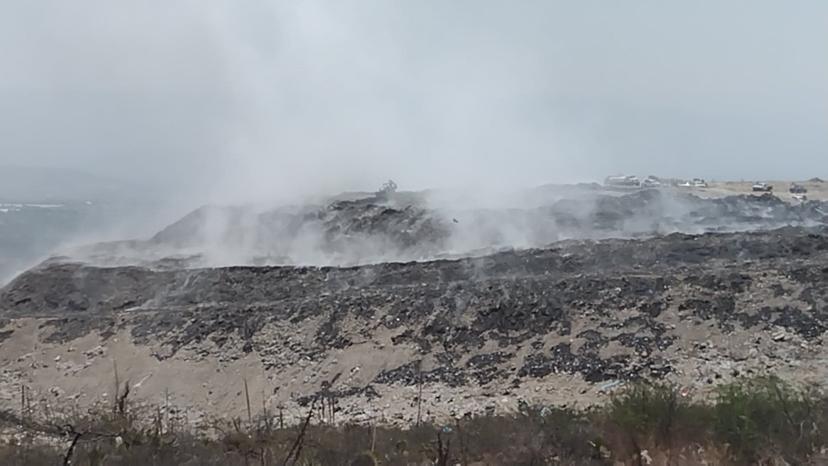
598, 380, 624, 393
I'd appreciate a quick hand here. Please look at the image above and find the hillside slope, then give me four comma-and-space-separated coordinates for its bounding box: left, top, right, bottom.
1, 226, 827, 426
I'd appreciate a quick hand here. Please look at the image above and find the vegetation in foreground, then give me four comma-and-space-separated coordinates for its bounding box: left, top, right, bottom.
1, 376, 827, 465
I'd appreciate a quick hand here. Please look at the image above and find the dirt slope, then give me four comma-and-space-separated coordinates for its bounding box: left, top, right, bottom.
49, 189, 828, 272
1, 226, 827, 427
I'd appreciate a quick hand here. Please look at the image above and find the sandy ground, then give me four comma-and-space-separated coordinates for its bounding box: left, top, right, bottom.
0, 319, 598, 430
2, 308, 827, 432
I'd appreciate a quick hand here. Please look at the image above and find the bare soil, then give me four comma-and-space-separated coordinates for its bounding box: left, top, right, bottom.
2, 224, 828, 430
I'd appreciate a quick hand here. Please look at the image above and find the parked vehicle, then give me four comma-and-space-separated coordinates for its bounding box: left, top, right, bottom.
691, 178, 708, 188
752, 182, 773, 192
604, 175, 640, 187
789, 183, 808, 194
641, 176, 662, 188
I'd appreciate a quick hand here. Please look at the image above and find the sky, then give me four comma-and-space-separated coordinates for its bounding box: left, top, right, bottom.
0, 0, 826, 205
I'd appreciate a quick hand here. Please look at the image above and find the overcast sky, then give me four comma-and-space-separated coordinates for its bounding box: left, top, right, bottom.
1, 1, 826, 204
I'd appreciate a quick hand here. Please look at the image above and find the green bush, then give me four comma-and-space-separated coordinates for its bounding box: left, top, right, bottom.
605, 381, 711, 452
714, 376, 824, 463
461, 405, 605, 464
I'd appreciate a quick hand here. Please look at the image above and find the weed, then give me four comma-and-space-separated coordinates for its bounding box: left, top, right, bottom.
2, 376, 828, 465
714, 376, 825, 463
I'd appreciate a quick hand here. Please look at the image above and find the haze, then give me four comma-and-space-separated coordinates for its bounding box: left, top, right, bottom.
1, 1, 826, 206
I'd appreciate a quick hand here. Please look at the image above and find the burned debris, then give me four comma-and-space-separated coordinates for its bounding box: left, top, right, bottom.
3, 225, 828, 413
2, 181, 828, 425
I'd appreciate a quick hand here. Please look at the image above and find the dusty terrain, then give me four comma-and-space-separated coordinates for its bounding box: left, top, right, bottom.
1, 182, 827, 431
48, 184, 828, 270
1, 225, 828, 429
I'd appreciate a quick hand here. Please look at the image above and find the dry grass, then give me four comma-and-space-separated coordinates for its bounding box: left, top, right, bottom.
1, 376, 828, 465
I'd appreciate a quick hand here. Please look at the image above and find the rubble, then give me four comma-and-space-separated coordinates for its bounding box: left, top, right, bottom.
1, 224, 827, 419
2, 188, 828, 423
48, 189, 828, 271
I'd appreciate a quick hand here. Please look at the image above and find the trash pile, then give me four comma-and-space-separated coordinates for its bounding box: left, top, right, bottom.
2, 226, 827, 422
51, 189, 828, 270
2, 186, 828, 423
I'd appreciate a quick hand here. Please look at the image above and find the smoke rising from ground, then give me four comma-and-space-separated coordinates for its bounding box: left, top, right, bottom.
44, 187, 828, 274
1, 1, 827, 276
1, 1, 827, 208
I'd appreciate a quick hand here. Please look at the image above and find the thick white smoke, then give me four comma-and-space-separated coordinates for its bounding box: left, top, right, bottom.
1, 1, 827, 278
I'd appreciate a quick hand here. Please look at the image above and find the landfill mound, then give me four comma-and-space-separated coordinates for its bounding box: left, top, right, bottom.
54, 189, 828, 270
1, 225, 827, 425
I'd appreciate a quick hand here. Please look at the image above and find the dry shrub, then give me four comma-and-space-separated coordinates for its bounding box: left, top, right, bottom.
714, 376, 827, 464
603, 381, 712, 461
2, 376, 828, 465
